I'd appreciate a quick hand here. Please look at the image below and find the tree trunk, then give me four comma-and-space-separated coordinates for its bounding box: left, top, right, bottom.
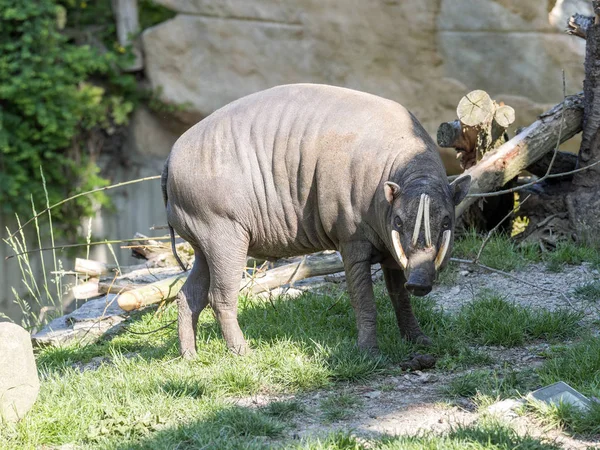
111, 0, 143, 71
566, 1, 600, 244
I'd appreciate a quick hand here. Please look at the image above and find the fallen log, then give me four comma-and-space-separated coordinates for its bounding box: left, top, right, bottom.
240, 252, 344, 294
74, 258, 113, 277
117, 275, 187, 311
456, 93, 584, 218
117, 252, 345, 311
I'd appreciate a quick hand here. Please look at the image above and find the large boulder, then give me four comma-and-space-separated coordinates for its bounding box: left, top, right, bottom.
0, 322, 39, 422
142, 0, 585, 144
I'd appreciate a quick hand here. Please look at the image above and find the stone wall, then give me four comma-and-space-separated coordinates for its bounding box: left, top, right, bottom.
139, 0, 589, 168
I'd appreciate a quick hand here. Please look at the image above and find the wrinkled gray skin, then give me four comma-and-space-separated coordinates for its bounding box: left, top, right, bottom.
162, 84, 471, 358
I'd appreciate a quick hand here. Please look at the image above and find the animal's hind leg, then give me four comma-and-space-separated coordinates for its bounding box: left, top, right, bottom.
177, 248, 209, 359
204, 227, 250, 355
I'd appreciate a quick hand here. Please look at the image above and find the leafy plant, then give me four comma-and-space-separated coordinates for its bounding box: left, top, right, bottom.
0, 0, 139, 234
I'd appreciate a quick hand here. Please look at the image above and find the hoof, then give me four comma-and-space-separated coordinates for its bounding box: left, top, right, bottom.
180, 348, 197, 360
404, 332, 433, 346
228, 343, 251, 356
357, 341, 380, 356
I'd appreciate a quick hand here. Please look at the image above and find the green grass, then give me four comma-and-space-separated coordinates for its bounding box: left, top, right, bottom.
452, 231, 600, 274
262, 400, 305, 420
0, 281, 594, 448
443, 367, 539, 403
296, 418, 560, 449
543, 241, 600, 272
525, 336, 600, 436
527, 399, 600, 436
537, 337, 600, 396
455, 291, 583, 347
319, 391, 363, 423
453, 230, 540, 271
574, 280, 600, 302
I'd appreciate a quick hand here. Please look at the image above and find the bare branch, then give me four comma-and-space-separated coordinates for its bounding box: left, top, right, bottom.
6, 175, 161, 241
474, 194, 531, 263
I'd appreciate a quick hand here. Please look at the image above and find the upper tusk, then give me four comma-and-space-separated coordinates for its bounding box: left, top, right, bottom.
412, 193, 425, 246
434, 230, 452, 270
392, 230, 408, 269
424, 194, 432, 247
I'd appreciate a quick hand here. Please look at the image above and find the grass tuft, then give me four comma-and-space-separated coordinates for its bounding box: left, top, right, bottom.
443, 367, 539, 403
543, 241, 600, 272
574, 280, 600, 302
206, 406, 286, 438
262, 400, 305, 419
527, 399, 600, 436
456, 291, 583, 347
319, 391, 363, 423
537, 337, 600, 395
453, 230, 540, 271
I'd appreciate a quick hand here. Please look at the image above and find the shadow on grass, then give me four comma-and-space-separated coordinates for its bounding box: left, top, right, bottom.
37, 283, 425, 379
108, 406, 563, 450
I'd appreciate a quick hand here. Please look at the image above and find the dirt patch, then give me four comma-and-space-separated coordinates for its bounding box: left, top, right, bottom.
431, 262, 599, 314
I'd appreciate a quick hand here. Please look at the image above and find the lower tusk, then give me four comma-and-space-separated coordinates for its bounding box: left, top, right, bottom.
434, 230, 452, 270
391, 230, 408, 269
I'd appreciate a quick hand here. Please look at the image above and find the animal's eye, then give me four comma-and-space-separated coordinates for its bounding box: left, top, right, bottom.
394, 216, 402, 228
442, 217, 451, 229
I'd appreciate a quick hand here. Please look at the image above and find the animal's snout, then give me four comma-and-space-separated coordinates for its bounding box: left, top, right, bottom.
405, 257, 435, 296
404, 282, 432, 297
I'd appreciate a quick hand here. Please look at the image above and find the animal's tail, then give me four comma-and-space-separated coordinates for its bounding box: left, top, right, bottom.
162, 157, 188, 272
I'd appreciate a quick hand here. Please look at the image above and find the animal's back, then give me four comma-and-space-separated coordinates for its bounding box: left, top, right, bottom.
166, 84, 442, 257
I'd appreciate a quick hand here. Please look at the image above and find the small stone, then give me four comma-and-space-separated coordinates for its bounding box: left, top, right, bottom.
459, 270, 469, 276
418, 373, 437, 384
0, 323, 40, 422
487, 398, 523, 417
450, 286, 461, 295
365, 390, 382, 399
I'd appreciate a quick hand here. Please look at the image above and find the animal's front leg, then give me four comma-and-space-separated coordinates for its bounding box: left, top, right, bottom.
340, 241, 378, 352
382, 266, 432, 346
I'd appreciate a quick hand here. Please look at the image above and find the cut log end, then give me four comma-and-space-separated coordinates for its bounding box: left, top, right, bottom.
567, 13, 594, 39
437, 120, 463, 148
457, 90, 494, 127
494, 105, 516, 128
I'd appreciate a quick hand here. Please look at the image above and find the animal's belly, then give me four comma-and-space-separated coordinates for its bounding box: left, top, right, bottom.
247, 238, 335, 260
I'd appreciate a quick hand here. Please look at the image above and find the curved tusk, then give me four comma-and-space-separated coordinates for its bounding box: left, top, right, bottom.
434, 230, 452, 270
391, 230, 408, 269
424, 195, 432, 247
412, 193, 425, 246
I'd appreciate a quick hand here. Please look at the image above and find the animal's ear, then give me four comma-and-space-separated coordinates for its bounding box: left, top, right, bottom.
384, 182, 401, 205
450, 175, 471, 205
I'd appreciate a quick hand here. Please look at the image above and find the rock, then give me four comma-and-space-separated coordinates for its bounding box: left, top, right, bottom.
364, 390, 382, 399
400, 353, 437, 371
153, 0, 301, 22
0, 323, 40, 422
487, 398, 524, 418
142, 0, 585, 143
126, 106, 189, 158
32, 295, 126, 347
